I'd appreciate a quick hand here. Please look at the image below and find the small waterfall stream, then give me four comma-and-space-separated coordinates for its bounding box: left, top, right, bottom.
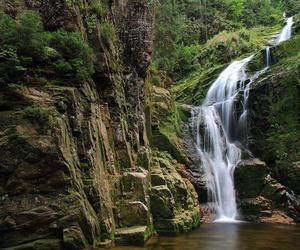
265, 47, 271, 67
191, 16, 294, 222
277, 17, 294, 43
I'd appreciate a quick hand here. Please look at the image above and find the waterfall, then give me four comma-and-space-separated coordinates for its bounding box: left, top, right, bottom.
191, 16, 294, 222
277, 17, 293, 43
191, 56, 253, 221
265, 47, 271, 67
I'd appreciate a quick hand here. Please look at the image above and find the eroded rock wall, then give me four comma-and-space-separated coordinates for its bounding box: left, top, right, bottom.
0, 1, 200, 249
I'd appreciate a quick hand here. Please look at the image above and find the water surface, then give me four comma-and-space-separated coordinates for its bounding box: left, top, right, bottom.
113, 223, 300, 250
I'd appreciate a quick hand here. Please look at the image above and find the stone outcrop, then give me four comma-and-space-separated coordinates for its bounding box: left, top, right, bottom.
150, 151, 200, 234
235, 158, 299, 223
248, 33, 300, 195
0, 1, 200, 249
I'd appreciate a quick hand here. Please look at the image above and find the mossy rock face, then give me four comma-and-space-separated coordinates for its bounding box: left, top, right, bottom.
247, 49, 267, 73
270, 35, 300, 64
121, 171, 149, 203
63, 226, 88, 250
149, 84, 188, 164
248, 34, 300, 193
153, 207, 200, 234
151, 173, 166, 186
172, 65, 225, 105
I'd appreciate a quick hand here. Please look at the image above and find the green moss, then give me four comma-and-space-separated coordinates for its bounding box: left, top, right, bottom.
23, 105, 49, 122
150, 150, 200, 233
151, 103, 187, 163
154, 208, 200, 234
149, 83, 188, 163
85, 14, 97, 34
172, 64, 225, 105
101, 22, 116, 47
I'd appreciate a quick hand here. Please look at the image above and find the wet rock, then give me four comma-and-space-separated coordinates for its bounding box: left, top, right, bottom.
259, 211, 295, 225
239, 196, 272, 218
235, 158, 267, 198
115, 226, 151, 246
121, 171, 149, 203
286, 192, 300, 222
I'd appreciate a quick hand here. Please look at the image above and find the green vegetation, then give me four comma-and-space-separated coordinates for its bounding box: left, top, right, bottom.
23, 105, 49, 126
249, 35, 300, 193
100, 21, 116, 46
0, 10, 94, 85
90, 0, 107, 17
152, 0, 285, 79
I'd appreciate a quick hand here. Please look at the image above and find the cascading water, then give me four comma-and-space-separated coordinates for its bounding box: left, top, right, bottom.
191, 56, 253, 221
265, 47, 271, 67
277, 17, 293, 43
191, 16, 294, 222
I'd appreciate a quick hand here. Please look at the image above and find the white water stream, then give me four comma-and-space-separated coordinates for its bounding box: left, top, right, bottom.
277, 17, 294, 43
191, 16, 294, 221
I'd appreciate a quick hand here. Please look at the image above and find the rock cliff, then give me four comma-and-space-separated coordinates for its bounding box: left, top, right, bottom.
0, 1, 200, 249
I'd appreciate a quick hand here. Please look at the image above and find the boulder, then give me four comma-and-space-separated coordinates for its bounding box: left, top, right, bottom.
150, 185, 175, 219
115, 226, 152, 245
259, 211, 295, 225
235, 159, 267, 198
119, 201, 148, 227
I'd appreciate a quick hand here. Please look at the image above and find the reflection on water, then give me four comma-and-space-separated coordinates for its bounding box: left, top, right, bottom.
111, 223, 300, 250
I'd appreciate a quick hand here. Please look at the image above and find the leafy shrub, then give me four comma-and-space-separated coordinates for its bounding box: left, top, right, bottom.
90, 0, 107, 17
0, 11, 17, 47
86, 14, 97, 34
42, 47, 60, 61
0, 10, 95, 84
46, 30, 95, 80
16, 10, 46, 59
54, 59, 73, 74
0, 47, 24, 84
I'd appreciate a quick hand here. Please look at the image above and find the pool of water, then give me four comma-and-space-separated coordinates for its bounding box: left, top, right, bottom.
112, 223, 300, 250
